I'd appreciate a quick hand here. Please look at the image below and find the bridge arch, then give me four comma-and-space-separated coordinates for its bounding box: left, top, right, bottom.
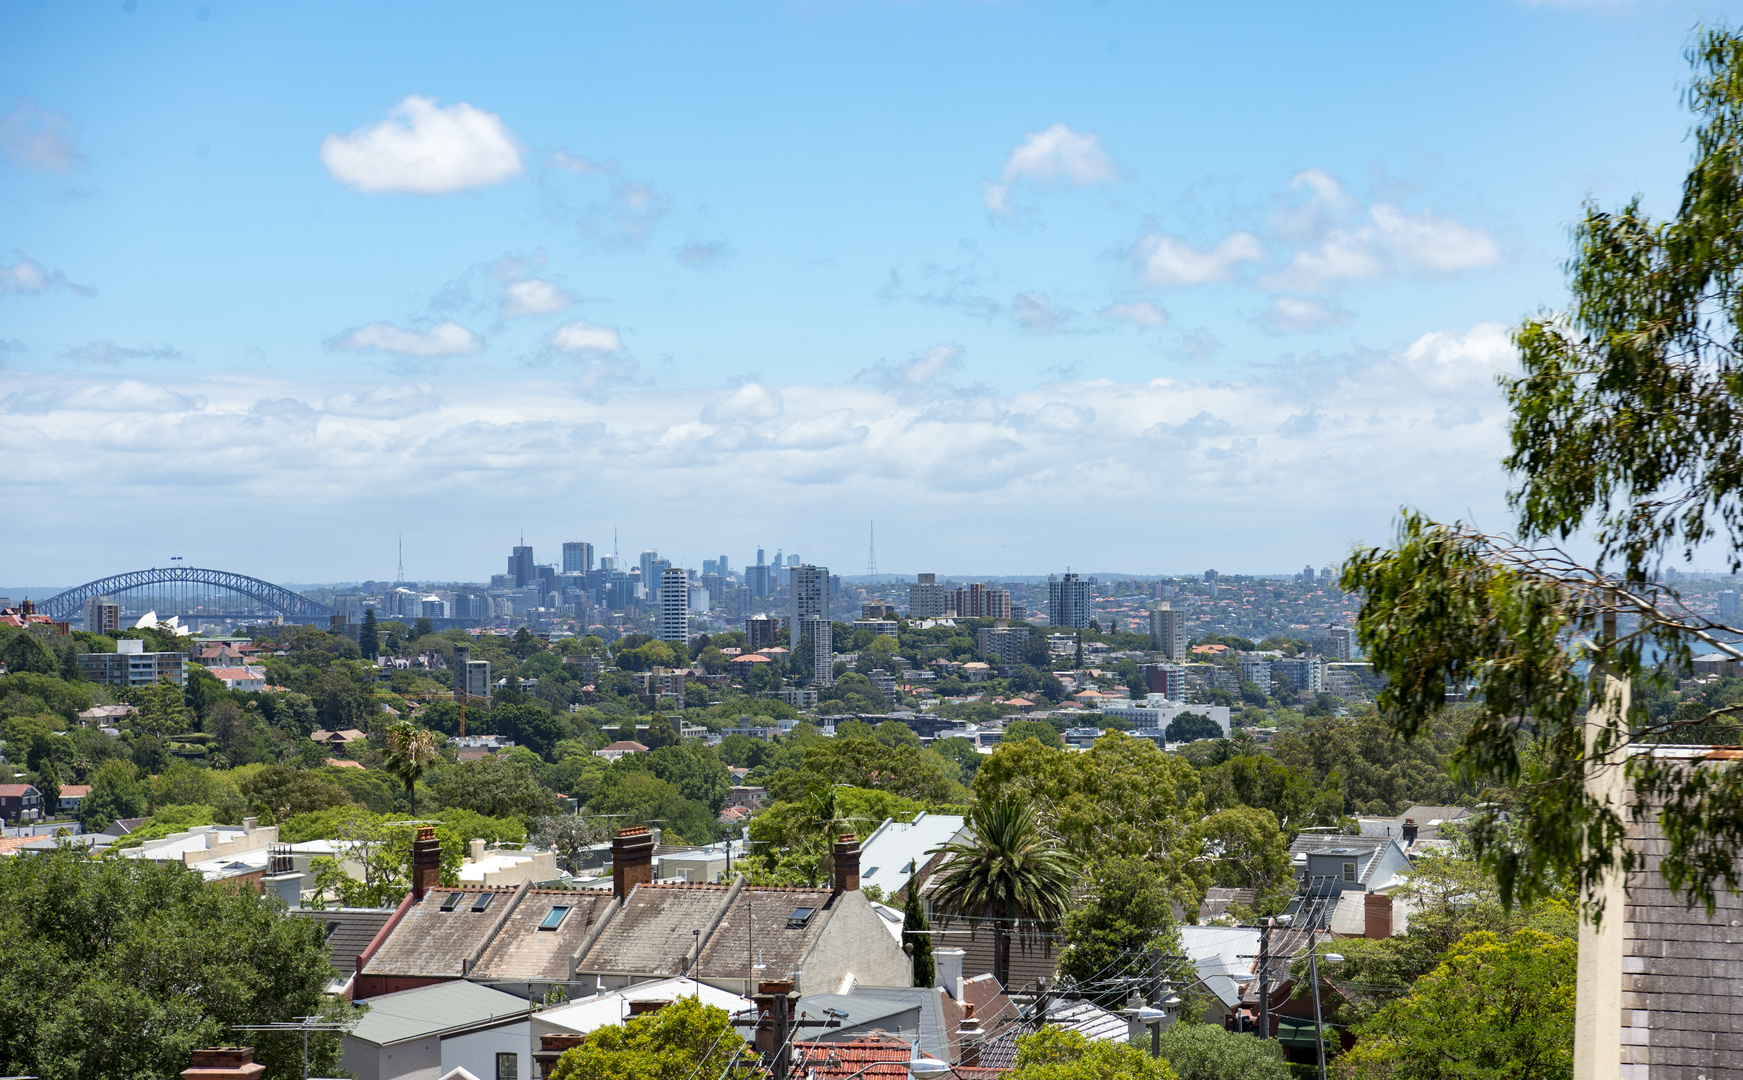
37, 567, 333, 623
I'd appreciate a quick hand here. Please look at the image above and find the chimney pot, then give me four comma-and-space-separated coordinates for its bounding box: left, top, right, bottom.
470, 838, 486, 863
832, 833, 861, 893
411, 825, 442, 901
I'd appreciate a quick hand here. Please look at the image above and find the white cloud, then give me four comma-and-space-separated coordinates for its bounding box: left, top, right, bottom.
1131, 231, 1264, 288
857, 343, 966, 390
323, 384, 442, 419
1254, 295, 1353, 335
500, 279, 574, 318
0, 100, 83, 172
326, 320, 482, 358
702, 383, 784, 425
1, 251, 94, 297
59, 341, 181, 364
0, 322, 1521, 577
1099, 301, 1168, 328
983, 122, 1120, 215
551, 319, 623, 354
676, 242, 728, 268
320, 96, 523, 195
1012, 292, 1075, 335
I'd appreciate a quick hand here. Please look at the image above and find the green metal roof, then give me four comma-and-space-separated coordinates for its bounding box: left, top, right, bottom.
1274, 1017, 1327, 1048
349, 981, 531, 1046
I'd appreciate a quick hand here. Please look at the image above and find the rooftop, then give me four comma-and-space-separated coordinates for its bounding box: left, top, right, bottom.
344, 980, 530, 1046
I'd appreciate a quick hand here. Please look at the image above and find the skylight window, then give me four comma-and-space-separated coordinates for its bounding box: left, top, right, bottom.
472, 892, 496, 913
539, 906, 571, 931
787, 906, 816, 928
440, 892, 466, 912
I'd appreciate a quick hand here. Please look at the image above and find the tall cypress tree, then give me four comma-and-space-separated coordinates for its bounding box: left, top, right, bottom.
359, 608, 380, 660
904, 880, 934, 988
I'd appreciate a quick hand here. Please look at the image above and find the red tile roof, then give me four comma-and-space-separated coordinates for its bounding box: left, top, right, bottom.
790, 1037, 913, 1078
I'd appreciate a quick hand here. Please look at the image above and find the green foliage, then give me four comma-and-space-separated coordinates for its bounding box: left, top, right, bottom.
382, 721, 442, 796
1268, 707, 1473, 817
0, 633, 58, 676
0, 672, 93, 721
1165, 712, 1222, 743
1057, 857, 1183, 1007
359, 609, 380, 660
0, 845, 351, 1080
588, 768, 715, 843
1004, 719, 1064, 748
430, 753, 561, 826
289, 805, 524, 905
766, 736, 963, 804
238, 765, 352, 822
1334, 929, 1575, 1080
744, 785, 930, 886
929, 792, 1080, 988
78, 760, 146, 831
547, 996, 757, 1080
904, 880, 933, 987
108, 805, 217, 850
1154, 1024, 1290, 1080
1201, 754, 1347, 843
1009, 1027, 1179, 1080
645, 742, 731, 811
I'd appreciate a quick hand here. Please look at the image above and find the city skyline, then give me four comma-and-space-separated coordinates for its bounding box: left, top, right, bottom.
6, 1, 1741, 580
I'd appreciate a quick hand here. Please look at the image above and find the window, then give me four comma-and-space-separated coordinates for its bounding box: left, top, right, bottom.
1342, 862, 1357, 883
539, 906, 571, 931
787, 906, 815, 928
439, 892, 466, 912
472, 892, 496, 913
495, 1052, 517, 1080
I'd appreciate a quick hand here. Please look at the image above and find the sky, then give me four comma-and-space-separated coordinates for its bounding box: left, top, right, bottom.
1, 0, 1736, 588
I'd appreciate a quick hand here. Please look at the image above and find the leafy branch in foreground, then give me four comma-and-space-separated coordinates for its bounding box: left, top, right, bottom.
1346, 27, 1743, 920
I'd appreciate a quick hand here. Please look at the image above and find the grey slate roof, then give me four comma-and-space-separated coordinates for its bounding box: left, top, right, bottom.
577, 883, 735, 978
470, 889, 616, 982
362, 886, 519, 979
346, 980, 529, 1046
693, 885, 843, 983
795, 993, 923, 1045
845, 986, 953, 1062
288, 907, 398, 976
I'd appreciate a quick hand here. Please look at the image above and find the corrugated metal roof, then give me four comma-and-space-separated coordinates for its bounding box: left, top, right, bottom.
857, 814, 966, 899
790, 1037, 912, 1078
347, 981, 529, 1046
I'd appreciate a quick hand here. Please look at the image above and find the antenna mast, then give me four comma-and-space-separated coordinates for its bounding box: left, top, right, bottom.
397, 534, 404, 585
867, 520, 877, 583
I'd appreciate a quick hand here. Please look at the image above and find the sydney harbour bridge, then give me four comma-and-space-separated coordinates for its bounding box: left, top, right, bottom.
35, 566, 333, 628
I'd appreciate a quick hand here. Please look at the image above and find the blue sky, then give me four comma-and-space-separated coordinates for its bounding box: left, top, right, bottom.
1, 0, 1732, 586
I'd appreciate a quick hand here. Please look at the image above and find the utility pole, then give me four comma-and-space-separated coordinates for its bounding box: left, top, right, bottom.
1257, 917, 1272, 1041
1148, 946, 1163, 1058
1309, 927, 1326, 1080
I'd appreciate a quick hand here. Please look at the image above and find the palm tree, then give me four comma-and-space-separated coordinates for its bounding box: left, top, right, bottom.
926, 792, 1079, 989
382, 721, 440, 807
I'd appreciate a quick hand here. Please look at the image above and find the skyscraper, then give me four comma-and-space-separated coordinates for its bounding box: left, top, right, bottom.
563, 542, 594, 574
790, 564, 829, 646
640, 551, 671, 601
509, 541, 535, 589
1150, 603, 1186, 661
657, 567, 689, 643
748, 548, 772, 598
717, 554, 730, 578
1048, 572, 1092, 629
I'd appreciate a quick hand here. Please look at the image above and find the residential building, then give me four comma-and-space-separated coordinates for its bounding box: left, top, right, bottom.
57, 784, 91, 814
1721, 589, 1740, 620
1313, 625, 1356, 661
561, 541, 594, 574
800, 616, 834, 687
207, 666, 267, 692
508, 542, 535, 589
1239, 657, 1272, 693
463, 660, 492, 700
419, 596, 448, 620
744, 614, 780, 651
1047, 572, 1092, 629
1097, 701, 1231, 736
83, 596, 121, 634
656, 567, 689, 643
854, 618, 898, 638
0, 784, 44, 822
790, 564, 829, 646
1271, 656, 1325, 695
952, 583, 1011, 619
866, 668, 896, 702
594, 740, 648, 762
1139, 663, 1186, 701
976, 625, 1028, 669
909, 573, 949, 619
338, 981, 532, 1080
856, 812, 969, 901
76, 639, 188, 688
1149, 604, 1186, 661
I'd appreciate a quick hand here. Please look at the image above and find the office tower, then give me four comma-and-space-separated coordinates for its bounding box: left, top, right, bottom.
1721, 590, 1740, 620
82, 596, 120, 635
718, 554, 730, 578
1048, 572, 1093, 629
657, 567, 689, 643
639, 551, 661, 595
600, 554, 617, 572
745, 613, 780, 650
509, 542, 535, 588
536, 565, 558, 596
563, 542, 594, 574
703, 559, 718, 577
789, 564, 830, 647
748, 549, 772, 598
1203, 569, 1219, 583
1149, 604, 1186, 661
910, 573, 948, 618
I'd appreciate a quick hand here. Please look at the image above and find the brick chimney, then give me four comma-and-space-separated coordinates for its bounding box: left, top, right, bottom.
1401, 818, 1419, 846
958, 1002, 984, 1067
181, 1048, 266, 1080
534, 1034, 586, 1080
411, 826, 441, 901
832, 833, 860, 893
612, 826, 655, 899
